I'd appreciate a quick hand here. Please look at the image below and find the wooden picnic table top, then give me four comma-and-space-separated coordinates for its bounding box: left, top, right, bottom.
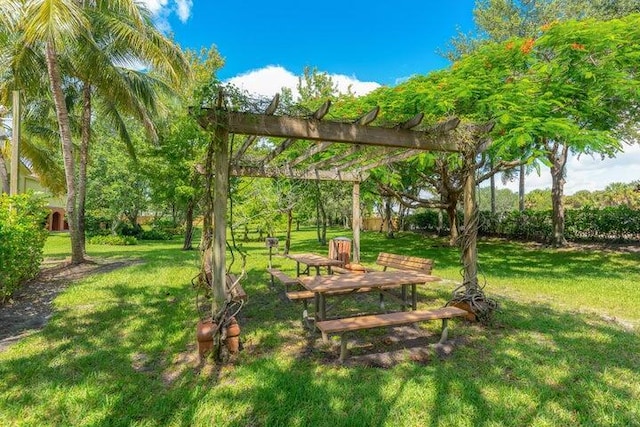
298, 270, 441, 293
286, 253, 345, 268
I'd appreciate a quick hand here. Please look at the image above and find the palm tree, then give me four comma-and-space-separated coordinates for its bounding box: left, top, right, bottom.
2, 0, 188, 263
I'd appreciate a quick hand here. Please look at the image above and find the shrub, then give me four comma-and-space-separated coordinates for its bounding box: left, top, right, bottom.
138, 229, 173, 241
0, 193, 49, 302
84, 213, 112, 236
88, 235, 138, 245
149, 218, 184, 236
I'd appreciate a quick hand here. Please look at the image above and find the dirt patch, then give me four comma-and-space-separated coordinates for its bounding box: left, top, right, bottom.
317, 325, 467, 368
0, 258, 141, 352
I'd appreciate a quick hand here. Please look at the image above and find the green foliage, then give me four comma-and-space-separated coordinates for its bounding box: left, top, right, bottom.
137, 229, 173, 241
0, 193, 48, 301
86, 130, 149, 228
477, 186, 519, 212
479, 206, 640, 242
87, 235, 137, 246
407, 209, 447, 233
409, 205, 640, 242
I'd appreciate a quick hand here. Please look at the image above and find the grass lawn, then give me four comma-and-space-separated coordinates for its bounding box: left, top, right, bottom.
1, 229, 639, 426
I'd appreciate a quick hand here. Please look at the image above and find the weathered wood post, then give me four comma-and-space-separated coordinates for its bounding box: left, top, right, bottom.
211, 107, 230, 315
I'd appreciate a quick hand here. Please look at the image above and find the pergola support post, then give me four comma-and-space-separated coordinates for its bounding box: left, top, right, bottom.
211, 114, 230, 315
352, 181, 361, 263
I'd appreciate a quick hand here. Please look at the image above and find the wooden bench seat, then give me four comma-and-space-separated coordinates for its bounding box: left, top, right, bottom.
267, 268, 298, 291
376, 252, 433, 273
315, 306, 467, 362
286, 290, 315, 301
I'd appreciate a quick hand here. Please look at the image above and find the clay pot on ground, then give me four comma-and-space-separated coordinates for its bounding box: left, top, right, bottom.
225, 317, 241, 353
196, 319, 217, 358
451, 302, 478, 322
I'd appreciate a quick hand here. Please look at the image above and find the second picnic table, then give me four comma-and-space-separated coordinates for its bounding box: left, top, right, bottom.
286, 252, 344, 276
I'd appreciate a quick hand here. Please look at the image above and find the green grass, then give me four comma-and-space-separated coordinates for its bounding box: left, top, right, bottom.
1, 229, 639, 426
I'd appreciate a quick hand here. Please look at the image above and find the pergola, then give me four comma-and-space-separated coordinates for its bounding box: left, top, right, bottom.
196, 94, 486, 313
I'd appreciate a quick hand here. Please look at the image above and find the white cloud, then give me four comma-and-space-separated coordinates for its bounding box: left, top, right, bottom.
139, 0, 192, 30
497, 144, 640, 194
175, 0, 193, 22
225, 65, 381, 99
226, 66, 299, 98
140, 0, 167, 15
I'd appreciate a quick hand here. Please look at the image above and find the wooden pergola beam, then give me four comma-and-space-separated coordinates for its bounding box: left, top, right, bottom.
337, 147, 401, 171
232, 94, 280, 162
306, 145, 361, 171
259, 100, 332, 166
199, 110, 459, 152
287, 141, 333, 168
285, 106, 381, 169
231, 165, 366, 182
355, 149, 421, 173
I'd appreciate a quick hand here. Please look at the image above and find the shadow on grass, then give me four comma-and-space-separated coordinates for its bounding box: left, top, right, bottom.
2, 231, 637, 425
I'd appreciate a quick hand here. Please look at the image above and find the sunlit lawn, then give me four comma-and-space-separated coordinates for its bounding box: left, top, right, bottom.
1, 229, 638, 426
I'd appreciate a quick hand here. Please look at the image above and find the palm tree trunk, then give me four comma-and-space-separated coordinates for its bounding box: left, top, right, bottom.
78, 82, 91, 257
45, 42, 84, 264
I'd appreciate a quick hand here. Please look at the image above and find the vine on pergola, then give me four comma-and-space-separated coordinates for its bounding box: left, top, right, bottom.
193, 87, 497, 328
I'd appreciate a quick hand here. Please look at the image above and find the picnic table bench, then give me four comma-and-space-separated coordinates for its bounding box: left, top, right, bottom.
316, 306, 467, 362
332, 252, 434, 275
266, 268, 299, 291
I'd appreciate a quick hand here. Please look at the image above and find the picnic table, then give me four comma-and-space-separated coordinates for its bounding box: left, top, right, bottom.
298, 270, 441, 321
286, 253, 344, 276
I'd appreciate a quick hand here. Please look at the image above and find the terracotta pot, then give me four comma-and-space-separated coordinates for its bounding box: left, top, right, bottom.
451, 302, 478, 322
225, 317, 240, 338
196, 319, 217, 342
226, 336, 240, 353
197, 339, 214, 358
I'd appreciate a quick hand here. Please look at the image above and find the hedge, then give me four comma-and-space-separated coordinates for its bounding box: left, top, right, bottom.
0, 193, 49, 302
408, 206, 640, 243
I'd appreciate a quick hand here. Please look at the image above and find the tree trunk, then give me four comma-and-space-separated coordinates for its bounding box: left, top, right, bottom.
45, 42, 84, 264
384, 197, 394, 238
319, 203, 327, 245
182, 197, 195, 250
519, 163, 525, 212
315, 181, 327, 244
446, 203, 459, 246
549, 142, 569, 247
0, 151, 9, 194
490, 169, 496, 214
200, 129, 215, 287
462, 151, 478, 291
78, 82, 91, 257
285, 208, 293, 254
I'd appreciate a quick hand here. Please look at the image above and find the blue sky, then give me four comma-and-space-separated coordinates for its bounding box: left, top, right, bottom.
161, 0, 476, 85
139, 0, 639, 193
